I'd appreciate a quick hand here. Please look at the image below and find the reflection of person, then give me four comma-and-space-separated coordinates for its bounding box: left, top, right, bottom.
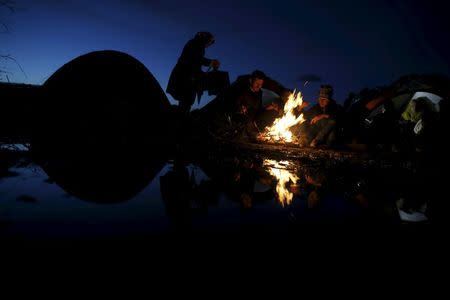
160, 157, 225, 229
235, 161, 276, 209
304, 170, 326, 209
159, 160, 195, 231
230, 158, 259, 209
198, 156, 272, 210
296, 85, 342, 148
166, 32, 220, 116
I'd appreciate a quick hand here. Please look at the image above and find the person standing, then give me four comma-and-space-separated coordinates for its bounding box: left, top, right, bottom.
166, 31, 220, 116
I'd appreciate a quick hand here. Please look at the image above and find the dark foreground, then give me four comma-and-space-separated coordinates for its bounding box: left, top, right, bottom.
1, 139, 441, 254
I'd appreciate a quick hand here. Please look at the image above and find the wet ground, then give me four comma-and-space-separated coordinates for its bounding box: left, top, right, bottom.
1, 142, 436, 251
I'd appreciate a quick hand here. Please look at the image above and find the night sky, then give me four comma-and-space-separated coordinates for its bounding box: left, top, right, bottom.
2, 0, 449, 106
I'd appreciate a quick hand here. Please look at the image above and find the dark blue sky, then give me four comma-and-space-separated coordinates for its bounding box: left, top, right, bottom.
2, 0, 449, 106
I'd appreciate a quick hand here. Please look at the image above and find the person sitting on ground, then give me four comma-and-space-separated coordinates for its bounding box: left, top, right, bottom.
295, 84, 342, 148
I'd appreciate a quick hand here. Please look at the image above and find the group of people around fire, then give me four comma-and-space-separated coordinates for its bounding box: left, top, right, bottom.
167, 31, 447, 152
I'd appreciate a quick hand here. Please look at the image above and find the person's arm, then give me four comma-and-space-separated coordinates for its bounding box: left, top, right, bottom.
180, 40, 214, 69
310, 101, 342, 124
201, 57, 213, 67
310, 114, 329, 124
265, 102, 281, 112
365, 88, 396, 111
304, 105, 321, 124
235, 94, 247, 115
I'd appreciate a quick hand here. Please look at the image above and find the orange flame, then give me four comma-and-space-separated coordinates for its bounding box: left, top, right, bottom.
259, 91, 306, 143
264, 159, 299, 207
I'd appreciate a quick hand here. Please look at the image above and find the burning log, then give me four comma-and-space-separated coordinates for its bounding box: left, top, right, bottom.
207, 134, 406, 170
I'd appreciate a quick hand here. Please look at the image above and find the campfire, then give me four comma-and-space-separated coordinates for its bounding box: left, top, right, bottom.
264, 159, 299, 207
258, 91, 306, 144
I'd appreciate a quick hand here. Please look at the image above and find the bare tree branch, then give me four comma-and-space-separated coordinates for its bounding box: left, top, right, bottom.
1, 20, 9, 33
1, 1, 20, 80
0, 0, 16, 33
1, 54, 27, 80
0, 1, 16, 12
1, 0, 15, 31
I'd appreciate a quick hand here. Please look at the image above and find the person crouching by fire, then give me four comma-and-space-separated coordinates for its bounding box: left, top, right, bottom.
295, 84, 342, 148
198, 70, 291, 140
232, 70, 292, 139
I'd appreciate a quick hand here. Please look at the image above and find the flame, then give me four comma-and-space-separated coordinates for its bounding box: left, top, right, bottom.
259, 91, 306, 143
264, 159, 299, 207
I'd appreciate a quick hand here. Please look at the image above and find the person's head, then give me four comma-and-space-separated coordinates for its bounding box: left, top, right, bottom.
318, 84, 333, 108
194, 31, 215, 48
249, 70, 266, 93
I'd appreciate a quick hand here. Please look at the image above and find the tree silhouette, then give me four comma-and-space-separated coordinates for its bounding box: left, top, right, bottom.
1, 0, 14, 31
1, 0, 24, 82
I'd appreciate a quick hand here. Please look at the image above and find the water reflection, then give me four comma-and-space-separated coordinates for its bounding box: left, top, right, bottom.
40, 155, 166, 204
263, 159, 299, 207
160, 158, 196, 231
196, 155, 274, 211
1, 144, 434, 244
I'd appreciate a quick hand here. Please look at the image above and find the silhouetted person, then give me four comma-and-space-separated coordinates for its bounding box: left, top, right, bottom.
166, 31, 220, 116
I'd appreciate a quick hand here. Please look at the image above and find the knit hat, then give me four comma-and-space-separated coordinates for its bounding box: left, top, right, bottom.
319, 84, 333, 100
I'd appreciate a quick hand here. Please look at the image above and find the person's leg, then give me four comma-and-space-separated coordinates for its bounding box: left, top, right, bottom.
177, 87, 197, 115
295, 122, 313, 146
310, 118, 336, 147
325, 129, 337, 147
178, 98, 194, 117
176, 93, 196, 141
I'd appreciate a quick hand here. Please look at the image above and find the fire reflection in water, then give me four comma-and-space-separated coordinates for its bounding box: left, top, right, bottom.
263, 159, 299, 207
